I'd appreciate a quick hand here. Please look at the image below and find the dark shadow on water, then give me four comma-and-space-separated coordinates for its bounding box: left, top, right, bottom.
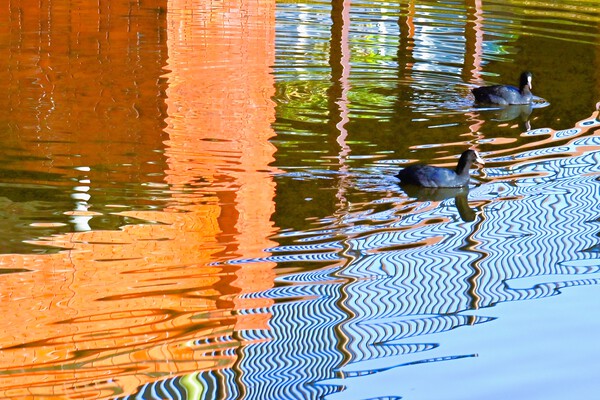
399, 184, 477, 222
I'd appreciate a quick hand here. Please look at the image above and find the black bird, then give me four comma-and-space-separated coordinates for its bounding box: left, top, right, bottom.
472, 71, 533, 105
397, 150, 484, 188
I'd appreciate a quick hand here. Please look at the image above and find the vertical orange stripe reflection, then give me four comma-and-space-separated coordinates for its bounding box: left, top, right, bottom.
162, 0, 278, 330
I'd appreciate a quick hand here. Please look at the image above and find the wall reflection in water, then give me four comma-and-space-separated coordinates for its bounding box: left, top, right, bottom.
0, 0, 277, 397
1, 0, 600, 398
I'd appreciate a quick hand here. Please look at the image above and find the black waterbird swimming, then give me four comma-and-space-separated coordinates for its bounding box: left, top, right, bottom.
397, 150, 484, 188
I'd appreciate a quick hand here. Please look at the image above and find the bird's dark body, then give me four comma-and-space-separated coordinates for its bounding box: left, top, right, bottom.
398, 165, 467, 188
472, 85, 532, 105
397, 150, 483, 188
471, 71, 534, 105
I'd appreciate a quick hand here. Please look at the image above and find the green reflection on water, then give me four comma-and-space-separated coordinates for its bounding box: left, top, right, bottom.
271, 0, 600, 235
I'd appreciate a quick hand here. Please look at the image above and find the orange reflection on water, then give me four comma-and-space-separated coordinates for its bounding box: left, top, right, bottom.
0, 0, 277, 397
0, 1, 169, 189
163, 0, 278, 328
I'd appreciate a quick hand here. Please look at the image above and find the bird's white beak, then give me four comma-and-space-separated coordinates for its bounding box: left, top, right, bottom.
528, 75, 532, 89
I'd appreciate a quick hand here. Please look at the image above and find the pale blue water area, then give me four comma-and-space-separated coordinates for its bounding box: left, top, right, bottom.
329, 283, 600, 400
3, 0, 600, 398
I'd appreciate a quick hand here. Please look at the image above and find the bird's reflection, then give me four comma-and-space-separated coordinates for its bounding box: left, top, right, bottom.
477, 103, 533, 131
494, 103, 532, 123
400, 184, 477, 222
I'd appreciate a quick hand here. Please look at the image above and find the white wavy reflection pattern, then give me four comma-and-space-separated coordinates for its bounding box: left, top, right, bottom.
121, 125, 600, 398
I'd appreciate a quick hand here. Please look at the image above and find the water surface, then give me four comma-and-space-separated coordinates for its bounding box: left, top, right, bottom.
1, 0, 600, 398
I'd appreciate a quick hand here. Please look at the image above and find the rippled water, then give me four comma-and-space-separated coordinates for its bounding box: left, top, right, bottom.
2, 0, 600, 399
